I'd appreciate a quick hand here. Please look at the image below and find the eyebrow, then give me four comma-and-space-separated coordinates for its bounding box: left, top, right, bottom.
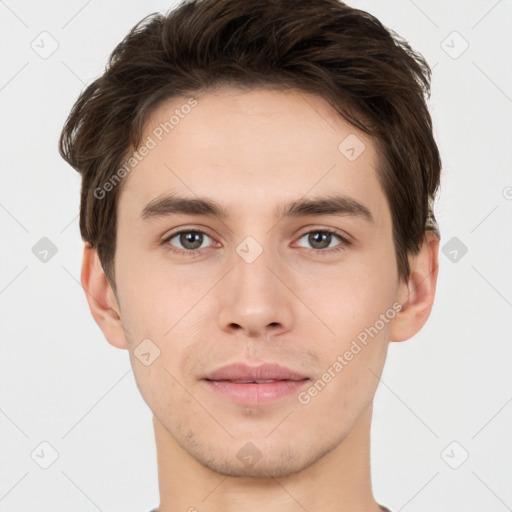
141, 193, 374, 223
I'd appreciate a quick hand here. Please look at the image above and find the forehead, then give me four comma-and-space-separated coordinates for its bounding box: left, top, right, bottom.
117, 87, 388, 229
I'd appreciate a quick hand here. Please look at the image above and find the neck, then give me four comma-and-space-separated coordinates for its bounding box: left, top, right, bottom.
153, 404, 383, 512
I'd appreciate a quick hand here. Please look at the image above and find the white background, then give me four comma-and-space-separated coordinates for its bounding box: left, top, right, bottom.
0, 1, 511, 511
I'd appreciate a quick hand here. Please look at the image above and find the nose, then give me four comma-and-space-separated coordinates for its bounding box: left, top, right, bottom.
217, 242, 294, 338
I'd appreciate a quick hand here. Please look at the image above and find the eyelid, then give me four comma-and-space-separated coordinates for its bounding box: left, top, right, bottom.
293, 225, 353, 244
161, 225, 217, 243
162, 225, 351, 243
162, 227, 218, 252
162, 224, 352, 257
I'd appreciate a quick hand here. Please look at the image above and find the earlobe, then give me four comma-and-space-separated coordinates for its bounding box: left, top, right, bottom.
389, 230, 440, 342
80, 243, 129, 350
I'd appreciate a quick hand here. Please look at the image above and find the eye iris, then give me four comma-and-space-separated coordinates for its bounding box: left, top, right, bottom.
181, 232, 203, 250
173, 231, 337, 251
309, 231, 331, 249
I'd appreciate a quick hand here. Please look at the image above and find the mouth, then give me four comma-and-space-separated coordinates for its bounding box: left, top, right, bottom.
201, 363, 310, 405
210, 379, 296, 384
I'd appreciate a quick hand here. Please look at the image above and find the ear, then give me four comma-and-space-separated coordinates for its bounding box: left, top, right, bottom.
389, 230, 440, 342
80, 243, 128, 349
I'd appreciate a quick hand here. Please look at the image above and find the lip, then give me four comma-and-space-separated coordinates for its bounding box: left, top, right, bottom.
202, 363, 310, 405
203, 363, 308, 381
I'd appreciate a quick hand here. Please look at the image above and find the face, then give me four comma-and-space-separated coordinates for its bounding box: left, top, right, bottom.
111, 87, 406, 477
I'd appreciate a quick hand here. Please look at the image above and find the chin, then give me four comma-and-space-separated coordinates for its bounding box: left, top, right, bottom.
187, 435, 339, 479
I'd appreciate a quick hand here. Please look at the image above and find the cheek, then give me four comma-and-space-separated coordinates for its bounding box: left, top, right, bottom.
309, 258, 398, 338
305, 258, 397, 398
129, 354, 186, 422
114, 249, 201, 337
299, 310, 390, 423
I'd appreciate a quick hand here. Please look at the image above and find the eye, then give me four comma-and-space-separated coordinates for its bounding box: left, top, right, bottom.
164, 229, 215, 256
162, 227, 350, 258
295, 228, 350, 254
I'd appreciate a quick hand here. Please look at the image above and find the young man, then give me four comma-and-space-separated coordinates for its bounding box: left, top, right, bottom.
59, 0, 441, 510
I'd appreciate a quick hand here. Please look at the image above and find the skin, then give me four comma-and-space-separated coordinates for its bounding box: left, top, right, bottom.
82, 87, 439, 512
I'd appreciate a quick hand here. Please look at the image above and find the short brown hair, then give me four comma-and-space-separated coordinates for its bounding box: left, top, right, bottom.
59, 0, 441, 287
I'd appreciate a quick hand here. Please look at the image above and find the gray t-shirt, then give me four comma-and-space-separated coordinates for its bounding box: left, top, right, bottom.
149, 506, 393, 511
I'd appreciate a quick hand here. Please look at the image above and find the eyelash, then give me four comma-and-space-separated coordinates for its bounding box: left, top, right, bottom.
162, 227, 351, 258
